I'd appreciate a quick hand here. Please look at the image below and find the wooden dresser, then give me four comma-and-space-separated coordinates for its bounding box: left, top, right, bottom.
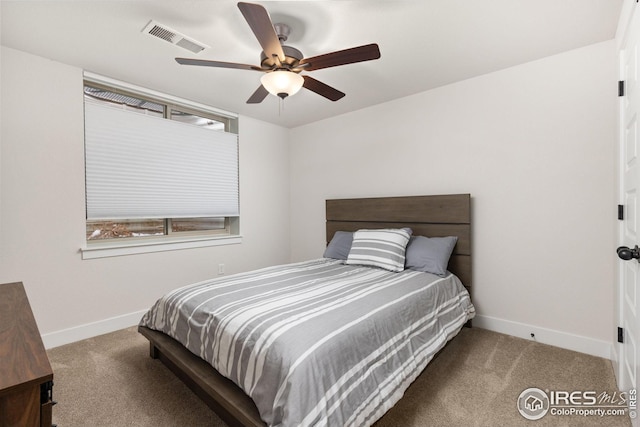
0, 282, 54, 427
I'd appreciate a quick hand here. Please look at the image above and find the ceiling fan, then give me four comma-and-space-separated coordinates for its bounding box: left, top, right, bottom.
175, 1, 381, 104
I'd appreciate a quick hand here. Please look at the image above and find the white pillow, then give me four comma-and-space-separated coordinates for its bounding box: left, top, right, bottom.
346, 228, 412, 272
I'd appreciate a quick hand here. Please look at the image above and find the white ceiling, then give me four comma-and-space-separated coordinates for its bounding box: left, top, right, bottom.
0, 0, 623, 128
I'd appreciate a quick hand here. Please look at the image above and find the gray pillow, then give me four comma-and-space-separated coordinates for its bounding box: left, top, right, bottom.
405, 236, 458, 277
323, 231, 353, 260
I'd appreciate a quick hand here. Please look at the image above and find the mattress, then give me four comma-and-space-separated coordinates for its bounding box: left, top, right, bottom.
140, 258, 475, 427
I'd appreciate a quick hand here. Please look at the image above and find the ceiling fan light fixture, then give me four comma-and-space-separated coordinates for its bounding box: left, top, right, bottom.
260, 71, 304, 99
175, 3, 381, 104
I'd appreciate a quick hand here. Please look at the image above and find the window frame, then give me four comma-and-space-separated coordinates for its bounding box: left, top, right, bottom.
81, 72, 241, 259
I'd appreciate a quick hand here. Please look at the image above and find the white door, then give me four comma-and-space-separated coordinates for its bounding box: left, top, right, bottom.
619, 4, 640, 425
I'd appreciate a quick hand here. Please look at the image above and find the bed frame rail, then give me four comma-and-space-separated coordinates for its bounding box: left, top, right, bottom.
138, 326, 265, 427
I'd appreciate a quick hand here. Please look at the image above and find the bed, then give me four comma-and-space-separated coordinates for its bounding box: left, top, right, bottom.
138, 194, 474, 427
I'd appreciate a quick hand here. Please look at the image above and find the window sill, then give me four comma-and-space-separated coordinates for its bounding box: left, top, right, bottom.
81, 234, 242, 259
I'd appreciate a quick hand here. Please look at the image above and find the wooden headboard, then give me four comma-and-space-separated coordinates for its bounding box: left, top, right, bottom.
326, 194, 472, 291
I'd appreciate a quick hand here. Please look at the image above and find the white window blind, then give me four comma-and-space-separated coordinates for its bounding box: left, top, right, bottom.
85, 102, 239, 220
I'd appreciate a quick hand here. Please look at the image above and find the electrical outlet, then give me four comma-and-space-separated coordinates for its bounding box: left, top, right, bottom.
218, 264, 225, 275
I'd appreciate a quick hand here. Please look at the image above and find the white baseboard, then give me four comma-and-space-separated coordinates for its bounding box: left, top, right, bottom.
42, 309, 147, 349
473, 314, 613, 360
42, 310, 615, 359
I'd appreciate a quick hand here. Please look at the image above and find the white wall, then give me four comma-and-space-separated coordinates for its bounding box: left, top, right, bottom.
289, 41, 617, 357
0, 46, 291, 347
0, 40, 619, 358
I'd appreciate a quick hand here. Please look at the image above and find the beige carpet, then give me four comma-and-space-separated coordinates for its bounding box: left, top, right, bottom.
47, 327, 631, 427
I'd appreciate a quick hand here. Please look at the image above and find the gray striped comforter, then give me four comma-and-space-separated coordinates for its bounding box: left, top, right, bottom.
140, 258, 475, 427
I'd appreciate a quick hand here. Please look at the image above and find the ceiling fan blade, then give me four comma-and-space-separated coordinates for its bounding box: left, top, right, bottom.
246, 85, 269, 104
298, 43, 381, 71
175, 57, 262, 71
237, 2, 285, 62
302, 76, 345, 101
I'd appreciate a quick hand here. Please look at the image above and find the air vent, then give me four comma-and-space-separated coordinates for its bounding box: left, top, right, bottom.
142, 20, 209, 54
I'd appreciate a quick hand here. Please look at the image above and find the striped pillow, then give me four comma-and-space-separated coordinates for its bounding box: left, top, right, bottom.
346, 228, 412, 272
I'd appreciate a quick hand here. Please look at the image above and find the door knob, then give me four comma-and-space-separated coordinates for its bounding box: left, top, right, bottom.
617, 245, 640, 261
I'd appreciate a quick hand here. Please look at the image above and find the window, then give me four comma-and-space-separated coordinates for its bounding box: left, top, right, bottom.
83, 76, 239, 252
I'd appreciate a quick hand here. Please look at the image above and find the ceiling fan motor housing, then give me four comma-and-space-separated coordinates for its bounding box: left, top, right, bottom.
260, 45, 303, 70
